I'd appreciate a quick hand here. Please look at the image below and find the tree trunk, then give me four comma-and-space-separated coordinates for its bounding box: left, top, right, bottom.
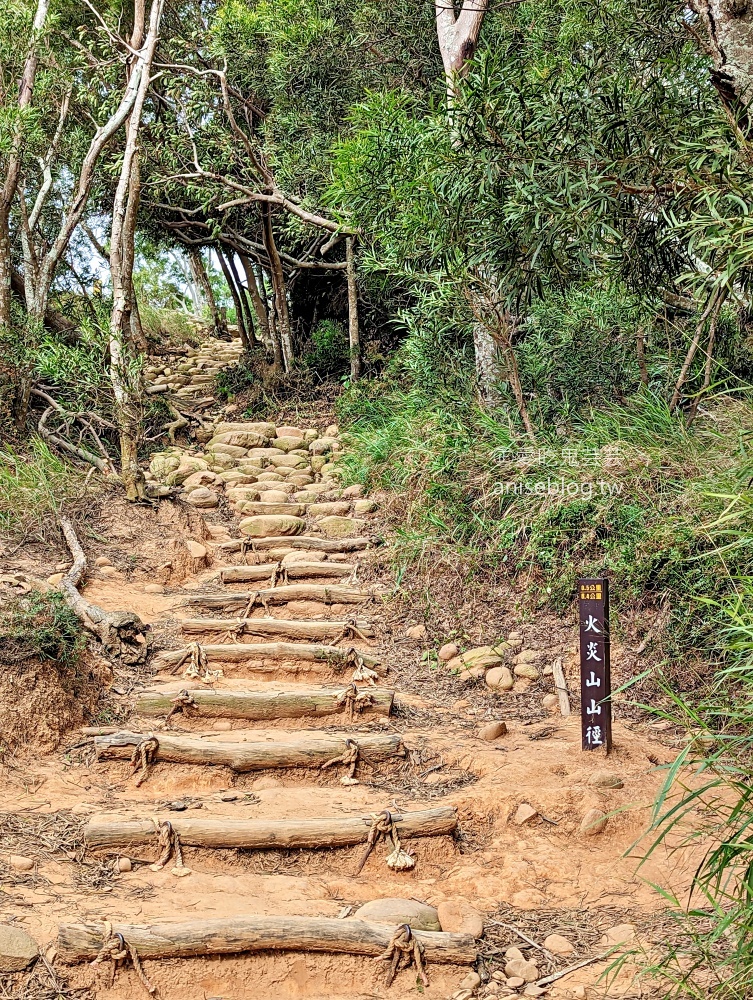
262, 206, 294, 369
58, 517, 150, 664
240, 254, 273, 351
83, 806, 456, 852
179, 617, 374, 641
218, 249, 249, 348
135, 685, 394, 721
152, 642, 383, 673
0, 0, 50, 328
94, 730, 404, 772
58, 914, 475, 965
435, 0, 488, 103
108, 0, 164, 502
346, 237, 362, 379
188, 247, 227, 339
181, 583, 376, 611
691, 1, 753, 110
226, 251, 256, 345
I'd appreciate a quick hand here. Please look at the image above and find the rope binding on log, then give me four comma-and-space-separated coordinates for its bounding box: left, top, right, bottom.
331, 616, 372, 645
91, 920, 156, 995
378, 923, 429, 988
175, 642, 222, 683
320, 738, 361, 784
354, 809, 415, 875
150, 819, 191, 878
130, 736, 159, 786
336, 682, 376, 722
165, 689, 197, 725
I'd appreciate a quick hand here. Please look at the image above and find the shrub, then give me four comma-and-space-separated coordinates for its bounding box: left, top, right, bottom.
0, 590, 85, 668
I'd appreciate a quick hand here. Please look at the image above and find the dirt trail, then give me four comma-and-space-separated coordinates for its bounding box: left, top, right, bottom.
0, 337, 695, 1000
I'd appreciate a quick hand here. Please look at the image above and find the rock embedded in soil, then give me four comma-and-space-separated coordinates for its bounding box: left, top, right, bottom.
185, 487, 219, 508
94, 556, 112, 567
0, 924, 39, 972
340, 484, 363, 498
210, 430, 267, 449
523, 985, 547, 997
182, 470, 219, 489
185, 540, 207, 560
479, 721, 507, 741
353, 499, 378, 514
144, 584, 164, 595
504, 959, 538, 982
513, 663, 540, 680
504, 947, 525, 962
406, 624, 428, 639
542, 693, 559, 713
507, 977, 525, 988
316, 515, 366, 539
252, 776, 283, 790
47, 573, 64, 586
485, 666, 514, 690
588, 770, 624, 789
116, 857, 132, 873
544, 933, 574, 955
239, 515, 306, 538
459, 971, 482, 990
513, 650, 540, 664
438, 642, 460, 661
601, 923, 636, 946
436, 899, 484, 938
580, 808, 608, 836
354, 898, 441, 932
513, 803, 538, 826
7, 855, 34, 872
448, 645, 507, 672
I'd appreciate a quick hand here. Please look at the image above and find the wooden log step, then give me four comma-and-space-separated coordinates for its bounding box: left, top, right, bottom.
94, 731, 405, 771
179, 617, 375, 641
219, 536, 375, 554
84, 805, 457, 851
221, 562, 354, 583
153, 643, 384, 673
182, 584, 377, 610
135, 685, 395, 721
57, 914, 476, 965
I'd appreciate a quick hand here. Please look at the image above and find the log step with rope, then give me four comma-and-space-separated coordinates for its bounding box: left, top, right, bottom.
57, 914, 476, 966
220, 562, 356, 583
94, 730, 406, 773
135, 684, 395, 722
83, 805, 457, 853
152, 642, 384, 674
181, 584, 379, 610
179, 617, 375, 642
218, 536, 376, 554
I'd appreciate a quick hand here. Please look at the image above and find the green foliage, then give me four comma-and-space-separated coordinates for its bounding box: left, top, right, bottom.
0, 438, 95, 536
0, 589, 85, 668
303, 320, 349, 376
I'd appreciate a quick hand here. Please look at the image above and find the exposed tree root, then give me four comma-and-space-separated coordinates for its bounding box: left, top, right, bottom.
58, 516, 150, 665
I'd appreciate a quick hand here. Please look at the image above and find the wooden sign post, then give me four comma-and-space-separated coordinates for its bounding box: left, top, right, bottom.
578, 577, 612, 753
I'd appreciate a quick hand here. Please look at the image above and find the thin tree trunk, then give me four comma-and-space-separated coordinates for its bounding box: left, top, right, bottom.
240, 253, 271, 350
0, 0, 50, 328
108, 0, 164, 502
227, 251, 255, 344
346, 237, 362, 379
218, 250, 249, 348
670, 287, 726, 411
262, 206, 293, 369
636, 327, 649, 385
188, 247, 226, 338
687, 292, 725, 424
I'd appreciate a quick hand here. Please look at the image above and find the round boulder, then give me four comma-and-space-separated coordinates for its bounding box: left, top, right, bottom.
436, 899, 484, 938
239, 515, 306, 538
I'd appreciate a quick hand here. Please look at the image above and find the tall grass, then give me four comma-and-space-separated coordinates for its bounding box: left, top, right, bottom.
0, 438, 96, 537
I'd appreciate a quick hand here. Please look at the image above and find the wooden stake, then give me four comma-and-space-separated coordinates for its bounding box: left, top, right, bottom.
57, 914, 476, 965
94, 730, 405, 772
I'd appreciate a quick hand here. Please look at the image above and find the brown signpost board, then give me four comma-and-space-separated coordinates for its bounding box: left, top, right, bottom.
578, 577, 612, 752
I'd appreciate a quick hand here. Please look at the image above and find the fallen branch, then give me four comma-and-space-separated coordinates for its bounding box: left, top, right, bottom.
58, 517, 150, 664
135, 685, 394, 721
83, 805, 456, 852
94, 730, 405, 771
57, 914, 475, 966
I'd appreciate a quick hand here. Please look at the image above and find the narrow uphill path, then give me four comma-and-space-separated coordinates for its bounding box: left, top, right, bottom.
0, 337, 693, 1000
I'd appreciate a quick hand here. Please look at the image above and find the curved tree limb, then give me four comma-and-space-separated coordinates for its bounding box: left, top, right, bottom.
59, 516, 151, 665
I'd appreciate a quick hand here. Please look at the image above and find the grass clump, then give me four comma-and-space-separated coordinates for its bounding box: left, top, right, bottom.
0, 438, 96, 538
0, 590, 85, 667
